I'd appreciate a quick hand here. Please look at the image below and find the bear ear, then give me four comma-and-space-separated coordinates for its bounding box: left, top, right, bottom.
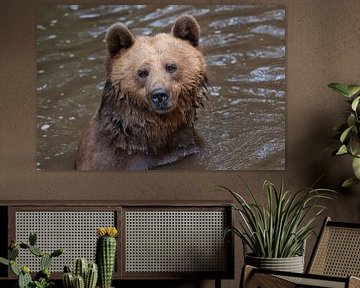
105, 23, 134, 57
171, 15, 200, 47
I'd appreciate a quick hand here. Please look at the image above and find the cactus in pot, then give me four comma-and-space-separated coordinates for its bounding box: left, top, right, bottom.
19, 266, 32, 288
96, 227, 118, 288
85, 262, 98, 288
73, 275, 85, 288
63, 266, 74, 288
74, 258, 88, 280
0, 232, 64, 288
62, 259, 98, 288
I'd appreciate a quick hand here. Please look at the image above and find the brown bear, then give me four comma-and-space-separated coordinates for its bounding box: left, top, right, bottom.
75, 15, 208, 170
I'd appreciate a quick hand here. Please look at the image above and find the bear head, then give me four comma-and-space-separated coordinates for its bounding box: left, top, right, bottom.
103, 15, 208, 117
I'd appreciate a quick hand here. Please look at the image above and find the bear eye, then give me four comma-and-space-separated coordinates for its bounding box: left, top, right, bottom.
138, 69, 149, 79
166, 63, 177, 74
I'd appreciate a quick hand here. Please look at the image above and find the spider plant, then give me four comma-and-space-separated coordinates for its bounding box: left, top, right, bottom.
222, 179, 335, 258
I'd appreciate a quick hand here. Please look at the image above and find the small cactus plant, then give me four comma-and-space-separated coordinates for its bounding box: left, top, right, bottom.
96, 227, 118, 288
0, 232, 63, 288
62, 259, 98, 288
74, 258, 88, 280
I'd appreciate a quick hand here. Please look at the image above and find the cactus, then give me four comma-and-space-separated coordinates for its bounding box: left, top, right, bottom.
29, 245, 44, 257
51, 248, 64, 258
64, 265, 72, 273
63, 259, 98, 288
41, 253, 52, 270
74, 258, 88, 279
63, 271, 74, 288
85, 263, 98, 288
18, 267, 32, 288
29, 232, 37, 246
19, 243, 30, 249
9, 246, 19, 260
10, 260, 20, 276
96, 227, 118, 288
74, 275, 85, 288
0, 232, 64, 288
35, 268, 50, 282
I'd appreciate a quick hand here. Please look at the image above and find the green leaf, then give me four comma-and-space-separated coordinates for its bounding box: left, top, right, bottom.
8, 247, 19, 261
340, 126, 353, 143
0, 257, 9, 266
347, 85, 360, 96
342, 177, 360, 188
328, 83, 351, 97
349, 135, 360, 156
29, 232, 37, 246
222, 179, 335, 258
10, 261, 20, 276
19, 243, 29, 249
352, 157, 360, 179
29, 246, 44, 257
50, 248, 63, 257
351, 96, 360, 111
336, 144, 348, 155
40, 254, 51, 270
347, 114, 356, 128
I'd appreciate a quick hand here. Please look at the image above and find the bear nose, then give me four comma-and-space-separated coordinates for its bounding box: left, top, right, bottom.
150, 88, 169, 106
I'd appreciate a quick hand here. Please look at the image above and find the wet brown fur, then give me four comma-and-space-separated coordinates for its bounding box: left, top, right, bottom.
75, 15, 208, 170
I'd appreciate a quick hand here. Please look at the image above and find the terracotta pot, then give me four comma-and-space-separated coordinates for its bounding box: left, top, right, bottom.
245, 254, 305, 273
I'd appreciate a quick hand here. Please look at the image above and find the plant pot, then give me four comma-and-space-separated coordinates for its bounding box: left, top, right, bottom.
245, 254, 304, 273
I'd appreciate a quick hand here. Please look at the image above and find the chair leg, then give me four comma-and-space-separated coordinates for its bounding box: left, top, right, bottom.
240, 265, 254, 288
349, 276, 360, 288
240, 265, 296, 288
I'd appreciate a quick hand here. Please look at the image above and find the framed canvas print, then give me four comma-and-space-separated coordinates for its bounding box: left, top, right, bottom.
36, 5, 285, 171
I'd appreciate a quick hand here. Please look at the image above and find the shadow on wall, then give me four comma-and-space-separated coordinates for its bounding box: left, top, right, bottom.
290, 107, 360, 221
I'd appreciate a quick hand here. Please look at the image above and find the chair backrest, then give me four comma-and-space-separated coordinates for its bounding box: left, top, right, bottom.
307, 217, 360, 277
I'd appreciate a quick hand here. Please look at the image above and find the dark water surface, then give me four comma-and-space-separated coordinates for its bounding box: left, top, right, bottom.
37, 5, 285, 170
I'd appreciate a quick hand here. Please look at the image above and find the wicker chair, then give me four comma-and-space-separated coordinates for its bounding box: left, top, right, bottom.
241, 217, 360, 288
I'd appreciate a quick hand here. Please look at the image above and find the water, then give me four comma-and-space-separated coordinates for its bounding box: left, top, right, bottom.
36, 5, 285, 170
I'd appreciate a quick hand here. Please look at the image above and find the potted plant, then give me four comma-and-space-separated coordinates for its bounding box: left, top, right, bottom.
221, 179, 334, 273
0, 232, 64, 288
328, 82, 360, 187
61, 227, 117, 288
96, 227, 118, 288
62, 258, 98, 288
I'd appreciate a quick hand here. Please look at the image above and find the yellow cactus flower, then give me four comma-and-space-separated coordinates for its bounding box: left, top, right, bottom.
96, 227, 118, 237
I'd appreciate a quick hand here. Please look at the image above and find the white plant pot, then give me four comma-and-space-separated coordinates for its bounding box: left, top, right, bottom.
245, 254, 305, 273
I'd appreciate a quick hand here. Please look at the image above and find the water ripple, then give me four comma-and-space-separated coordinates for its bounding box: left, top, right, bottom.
246, 45, 285, 59
209, 9, 285, 29
250, 25, 285, 37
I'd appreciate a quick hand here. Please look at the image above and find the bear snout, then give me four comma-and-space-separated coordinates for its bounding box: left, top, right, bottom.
150, 88, 172, 113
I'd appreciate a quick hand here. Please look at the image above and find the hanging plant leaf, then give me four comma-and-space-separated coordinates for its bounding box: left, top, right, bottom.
351, 96, 360, 111
349, 135, 360, 157
347, 85, 360, 97
328, 83, 351, 97
342, 177, 360, 188
347, 114, 356, 128
352, 157, 360, 179
340, 126, 353, 143
336, 145, 348, 155
329, 82, 360, 187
